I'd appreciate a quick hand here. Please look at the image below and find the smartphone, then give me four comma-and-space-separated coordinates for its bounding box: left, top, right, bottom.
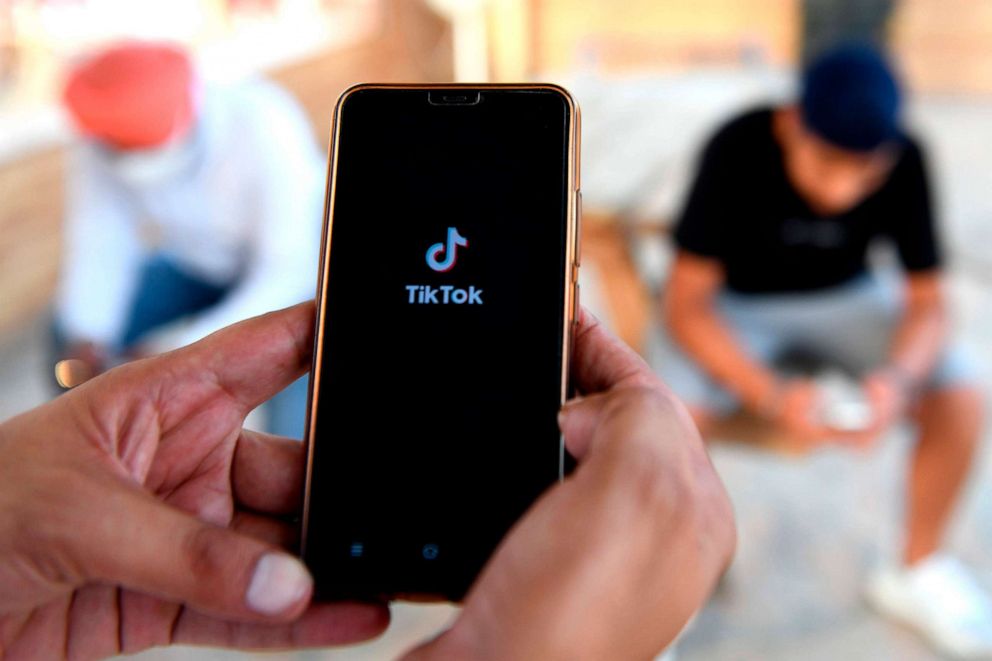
299, 84, 581, 601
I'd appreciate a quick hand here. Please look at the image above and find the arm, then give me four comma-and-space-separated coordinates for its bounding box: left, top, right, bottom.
882, 144, 948, 386
151, 86, 324, 351
862, 142, 951, 435
862, 271, 949, 436
663, 118, 803, 424
887, 271, 948, 384
663, 251, 831, 442
662, 250, 778, 415
55, 147, 142, 351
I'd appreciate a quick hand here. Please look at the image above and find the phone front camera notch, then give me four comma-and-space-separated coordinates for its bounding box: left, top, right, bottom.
428, 91, 482, 106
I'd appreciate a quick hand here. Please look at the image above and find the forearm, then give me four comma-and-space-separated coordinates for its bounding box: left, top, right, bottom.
58, 149, 141, 347
665, 299, 778, 413
56, 232, 141, 348
886, 300, 948, 385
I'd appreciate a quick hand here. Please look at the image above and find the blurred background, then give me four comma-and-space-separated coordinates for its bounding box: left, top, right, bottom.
1, 0, 991, 659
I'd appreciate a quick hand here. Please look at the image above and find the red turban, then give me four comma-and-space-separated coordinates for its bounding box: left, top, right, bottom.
63, 42, 195, 150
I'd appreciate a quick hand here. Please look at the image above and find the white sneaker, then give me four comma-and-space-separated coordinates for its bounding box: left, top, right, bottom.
866, 555, 992, 658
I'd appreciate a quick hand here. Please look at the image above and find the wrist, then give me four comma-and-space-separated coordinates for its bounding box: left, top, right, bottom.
874, 364, 915, 397
744, 374, 783, 420
56, 342, 108, 388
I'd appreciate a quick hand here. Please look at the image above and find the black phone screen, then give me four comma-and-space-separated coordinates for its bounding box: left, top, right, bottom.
302, 87, 574, 600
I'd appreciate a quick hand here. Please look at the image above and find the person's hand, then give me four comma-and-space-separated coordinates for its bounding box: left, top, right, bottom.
404, 309, 737, 660
57, 341, 108, 386
860, 368, 911, 441
0, 303, 388, 658
64, 341, 107, 372
768, 378, 835, 448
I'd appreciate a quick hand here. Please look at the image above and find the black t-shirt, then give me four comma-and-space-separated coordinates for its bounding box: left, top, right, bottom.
674, 107, 941, 294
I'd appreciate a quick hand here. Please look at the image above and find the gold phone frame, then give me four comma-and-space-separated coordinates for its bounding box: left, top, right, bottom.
299, 83, 581, 562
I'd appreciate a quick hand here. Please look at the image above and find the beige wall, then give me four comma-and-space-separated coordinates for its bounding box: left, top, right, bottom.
528, 0, 800, 74
0, 148, 64, 337
892, 0, 992, 94
508, 0, 992, 94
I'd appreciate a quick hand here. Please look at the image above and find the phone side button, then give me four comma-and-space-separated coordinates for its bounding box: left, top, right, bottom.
572, 282, 580, 321
574, 191, 583, 266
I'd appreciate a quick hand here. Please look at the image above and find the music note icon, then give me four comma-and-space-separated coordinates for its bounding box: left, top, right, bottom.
426, 227, 469, 272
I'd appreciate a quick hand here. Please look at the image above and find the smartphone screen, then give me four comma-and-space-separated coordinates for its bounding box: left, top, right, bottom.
302, 86, 579, 601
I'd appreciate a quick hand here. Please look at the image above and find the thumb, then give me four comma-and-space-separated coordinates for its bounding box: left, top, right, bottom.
75, 480, 312, 622
557, 393, 611, 460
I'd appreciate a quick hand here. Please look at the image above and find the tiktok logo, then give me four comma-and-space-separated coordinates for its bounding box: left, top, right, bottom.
426, 227, 468, 272
406, 226, 483, 305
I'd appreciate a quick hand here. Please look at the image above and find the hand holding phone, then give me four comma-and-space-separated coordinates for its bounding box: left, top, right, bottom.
403, 309, 737, 660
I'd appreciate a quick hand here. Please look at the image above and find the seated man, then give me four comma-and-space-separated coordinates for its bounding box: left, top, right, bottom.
53, 42, 324, 439
656, 43, 989, 656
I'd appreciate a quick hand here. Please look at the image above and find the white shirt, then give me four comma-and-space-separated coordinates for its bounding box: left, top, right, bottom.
56, 79, 325, 350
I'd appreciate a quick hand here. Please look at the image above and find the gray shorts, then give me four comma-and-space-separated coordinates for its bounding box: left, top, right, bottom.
648, 274, 979, 415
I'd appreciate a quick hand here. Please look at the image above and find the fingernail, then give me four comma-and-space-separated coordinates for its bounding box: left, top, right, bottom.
246, 553, 312, 615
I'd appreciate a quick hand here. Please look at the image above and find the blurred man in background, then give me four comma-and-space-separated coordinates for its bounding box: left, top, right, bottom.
658, 43, 990, 657
53, 42, 324, 439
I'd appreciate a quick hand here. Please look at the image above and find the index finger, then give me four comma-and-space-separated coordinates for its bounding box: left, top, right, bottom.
571, 307, 659, 395
184, 301, 315, 412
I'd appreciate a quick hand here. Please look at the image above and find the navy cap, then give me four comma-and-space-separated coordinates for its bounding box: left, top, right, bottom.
800, 42, 903, 152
